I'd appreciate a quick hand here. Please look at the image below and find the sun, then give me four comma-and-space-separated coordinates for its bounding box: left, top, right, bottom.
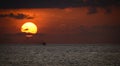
21, 22, 37, 37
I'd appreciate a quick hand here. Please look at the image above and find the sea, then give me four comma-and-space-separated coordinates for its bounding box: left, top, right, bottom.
0, 44, 120, 66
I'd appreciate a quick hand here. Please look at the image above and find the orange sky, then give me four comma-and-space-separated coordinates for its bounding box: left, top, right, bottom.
0, 7, 120, 44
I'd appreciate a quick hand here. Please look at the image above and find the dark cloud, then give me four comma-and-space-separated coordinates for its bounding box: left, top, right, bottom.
0, 0, 119, 8
14, 33, 46, 37
87, 25, 120, 38
0, 13, 34, 19
87, 7, 97, 14
0, 0, 119, 14
0, 32, 47, 43
92, 25, 120, 30
77, 25, 120, 43
74, 25, 120, 38
104, 8, 112, 14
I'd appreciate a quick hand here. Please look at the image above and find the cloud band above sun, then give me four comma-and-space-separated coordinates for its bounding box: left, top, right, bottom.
0, 13, 34, 19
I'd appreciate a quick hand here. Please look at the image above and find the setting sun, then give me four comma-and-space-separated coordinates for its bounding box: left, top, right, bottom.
21, 22, 37, 36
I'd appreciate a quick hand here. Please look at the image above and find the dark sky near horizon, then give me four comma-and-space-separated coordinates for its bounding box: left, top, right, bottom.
0, 0, 120, 44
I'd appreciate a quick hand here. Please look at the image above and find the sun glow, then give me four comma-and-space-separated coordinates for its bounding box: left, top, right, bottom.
21, 22, 37, 37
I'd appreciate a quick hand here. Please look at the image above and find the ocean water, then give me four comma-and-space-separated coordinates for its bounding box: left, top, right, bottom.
0, 44, 120, 66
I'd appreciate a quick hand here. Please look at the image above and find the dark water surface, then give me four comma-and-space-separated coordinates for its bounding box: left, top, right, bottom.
0, 44, 120, 66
